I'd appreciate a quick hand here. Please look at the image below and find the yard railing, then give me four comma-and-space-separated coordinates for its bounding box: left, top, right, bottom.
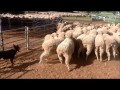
0, 18, 57, 51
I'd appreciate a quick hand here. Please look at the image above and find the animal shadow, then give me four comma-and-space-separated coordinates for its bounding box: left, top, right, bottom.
71, 50, 95, 70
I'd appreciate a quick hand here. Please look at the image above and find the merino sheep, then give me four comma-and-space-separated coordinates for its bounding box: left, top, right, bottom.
73, 26, 83, 39
43, 34, 54, 42
39, 32, 65, 63
61, 24, 73, 32
79, 30, 97, 61
77, 34, 86, 58
65, 30, 74, 38
103, 34, 119, 61
95, 31, 105, 61
56, 36, 75, 71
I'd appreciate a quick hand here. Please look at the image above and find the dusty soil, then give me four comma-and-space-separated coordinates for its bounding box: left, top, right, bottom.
0, 21, 120, 79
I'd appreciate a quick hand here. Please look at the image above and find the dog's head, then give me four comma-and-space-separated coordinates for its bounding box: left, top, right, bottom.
13, 44, 20, 52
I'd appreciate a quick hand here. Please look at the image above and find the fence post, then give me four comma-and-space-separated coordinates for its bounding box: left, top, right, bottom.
44, 25, 45, 30
25, 26, 29, 50
0, 18, 4, 51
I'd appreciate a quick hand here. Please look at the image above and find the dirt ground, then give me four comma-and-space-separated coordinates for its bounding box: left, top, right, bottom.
0, 21, 120, 79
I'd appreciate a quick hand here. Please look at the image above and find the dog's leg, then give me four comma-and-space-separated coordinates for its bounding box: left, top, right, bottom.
10, 58, 14, 67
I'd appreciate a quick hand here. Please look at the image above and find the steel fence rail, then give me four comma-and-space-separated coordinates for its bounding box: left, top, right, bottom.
2, 27, 25, 33
0, 18, 57, 51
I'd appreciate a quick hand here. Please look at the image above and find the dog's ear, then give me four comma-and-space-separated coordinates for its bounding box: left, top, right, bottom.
13, 44, 16, 48
16, 45, 20, 48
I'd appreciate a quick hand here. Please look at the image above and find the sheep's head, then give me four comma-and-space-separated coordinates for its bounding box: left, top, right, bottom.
58, 32, 65, 40
65, 31, 73, 38
97, 31, 103, 35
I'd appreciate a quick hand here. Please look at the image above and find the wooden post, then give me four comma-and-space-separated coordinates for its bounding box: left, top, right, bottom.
25, 26, 29, 50
0, 18, 4, 51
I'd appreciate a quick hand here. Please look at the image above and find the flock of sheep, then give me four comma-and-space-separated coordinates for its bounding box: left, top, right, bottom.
0, 11, 87, 19
0, 11, 88, 29
39, 21, 120, 71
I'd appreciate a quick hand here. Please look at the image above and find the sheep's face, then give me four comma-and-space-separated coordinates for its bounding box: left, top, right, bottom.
65, 32, 73, 38
97, 31, 103, 35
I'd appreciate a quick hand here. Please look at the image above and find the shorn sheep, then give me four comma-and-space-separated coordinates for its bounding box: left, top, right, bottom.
56, 34, 75, 71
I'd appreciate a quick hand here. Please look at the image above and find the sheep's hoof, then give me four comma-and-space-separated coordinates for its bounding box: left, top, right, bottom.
108, 59, 110, 61
39, 60, 43, 63
100, 60, 103, 62
68, 68, 73, 72
68, 69, 72, 72
96, 59, 99, 61
61, 62, 64, 64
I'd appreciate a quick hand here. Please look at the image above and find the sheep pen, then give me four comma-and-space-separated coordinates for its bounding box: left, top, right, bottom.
0, 16, 120, 79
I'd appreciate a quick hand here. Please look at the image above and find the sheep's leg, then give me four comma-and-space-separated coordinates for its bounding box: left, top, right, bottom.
100, 47, 104, 62
58, 54, 64, 64
39, 51, 49, 63
64, 54, 71, 71
112, 46, 117, 60
106, 47, 110, 61
86, 45, 93, 62
112, 47, 116, 59
95, 47, 99, 61
116, 49, 119, 58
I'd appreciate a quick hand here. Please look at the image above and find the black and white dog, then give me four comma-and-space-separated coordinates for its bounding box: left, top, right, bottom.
0, 44, 20, 67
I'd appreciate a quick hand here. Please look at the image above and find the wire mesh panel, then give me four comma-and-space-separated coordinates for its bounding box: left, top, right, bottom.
2, 27, 25, 51
28, 23, 57, 50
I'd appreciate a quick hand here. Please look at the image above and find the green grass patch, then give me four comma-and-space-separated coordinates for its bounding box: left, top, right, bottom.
105, 17, 120, 23
99, 12, 114, 17
62, 16, 92, 21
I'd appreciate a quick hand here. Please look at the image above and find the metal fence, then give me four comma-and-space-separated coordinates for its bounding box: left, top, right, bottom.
0, 18, 57, 51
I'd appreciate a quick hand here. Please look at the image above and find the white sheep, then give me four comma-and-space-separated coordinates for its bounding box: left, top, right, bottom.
95, 31, 105, 61
61, 24, 73, 32
72, 26, 83, 39
51, 32, 58, 39
39, 32, 65, 63
77, 34, 86, 58
65, 30, 74, 38
57, 22, 66, 33
79, 30, 97, 61
103, 34, 119, 61
43, 34, 54, 42
56, 36, 75, 71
